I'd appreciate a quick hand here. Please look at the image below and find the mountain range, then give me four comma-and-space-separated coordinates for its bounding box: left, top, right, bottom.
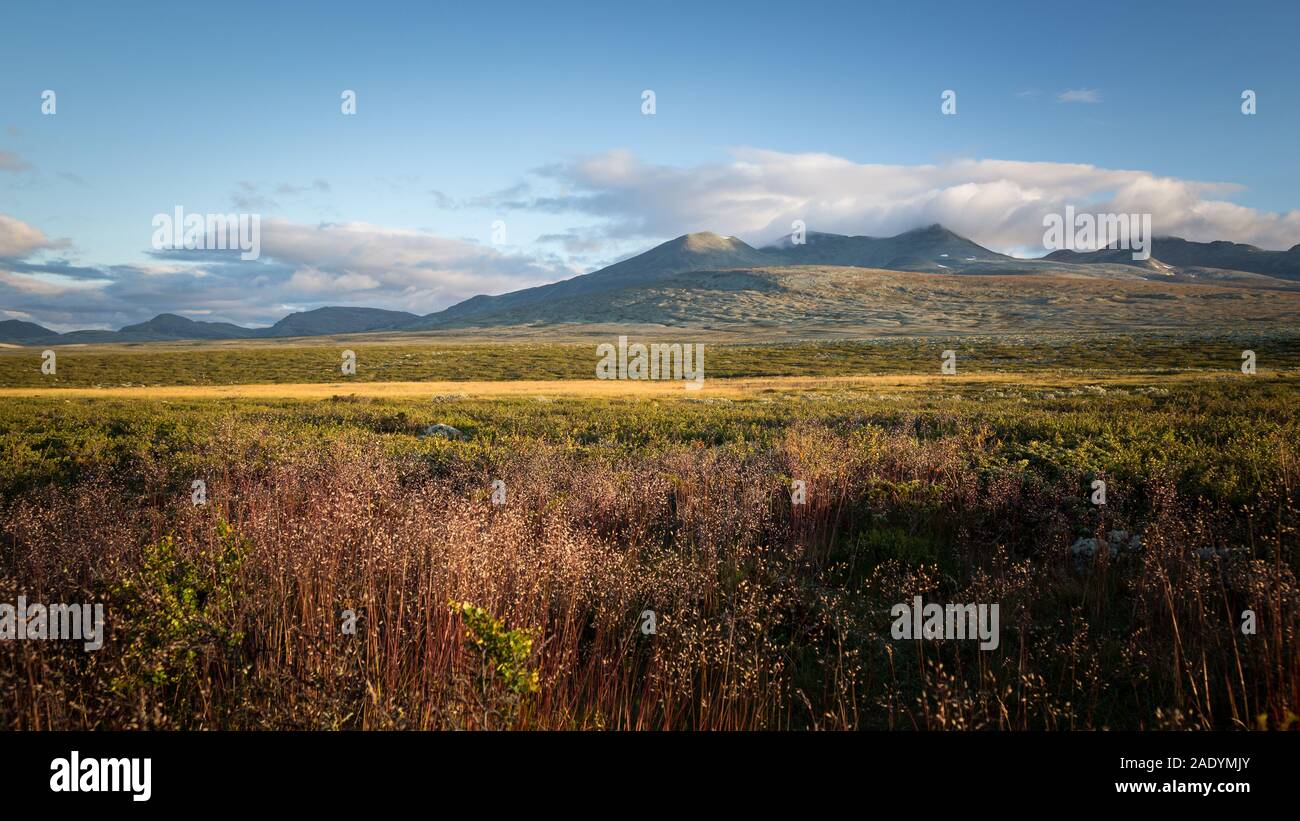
6, 224, 1300, 344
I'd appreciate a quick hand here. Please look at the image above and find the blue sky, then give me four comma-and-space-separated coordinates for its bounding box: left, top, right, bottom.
2, 0, 1299, 329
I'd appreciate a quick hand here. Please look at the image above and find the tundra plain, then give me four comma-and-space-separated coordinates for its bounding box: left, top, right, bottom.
0, 331, 1295, 730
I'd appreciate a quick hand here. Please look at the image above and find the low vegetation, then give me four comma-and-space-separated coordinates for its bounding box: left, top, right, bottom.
1, 330, 1298, 388
1, 335, 1295, 729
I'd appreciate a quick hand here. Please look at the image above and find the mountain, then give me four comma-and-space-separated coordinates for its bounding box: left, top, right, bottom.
765, 224, 1011, 271
602, 231, 778, 274
263, 307, 419, 337
7, 225, 1300, 344
1038, 247, 1177, 275
0, 319, 57, 343
119, 313, 260, 340
415, 232, 777, 327
0, 306, 420, 345
415, 225, 1176, 329
1046, 237, 1300, 281
0, 314, 255, 345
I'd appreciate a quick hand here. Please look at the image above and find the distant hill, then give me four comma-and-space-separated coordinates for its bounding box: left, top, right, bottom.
1, 306, 419, 346
0, 319, 56, 343
1038, 247, 1177, 276
7, 225, 1300, 344
412, 225, 1233, 329
1046, 237, 1300, 280
119, 313, 261, 340
412, 232, 778, 327
406, 263, 1300, 337
263, 307, 419, 337
765, 224, 1011, 271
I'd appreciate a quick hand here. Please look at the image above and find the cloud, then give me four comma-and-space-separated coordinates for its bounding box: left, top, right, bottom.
0, 214, 67, 257
0, 270, 110, 296
536, 230, 607, 255
1057, 89, 1101, 104
1, 258, 113, 280
494, 148, 1300, 252
0, 216, 571, 330
274, 179, 331, 196
231, 179, 331, 211
255, 219, 564, 304
9, 147, 1300, 330
0, 150, 33, 172
425, 182, 532, 211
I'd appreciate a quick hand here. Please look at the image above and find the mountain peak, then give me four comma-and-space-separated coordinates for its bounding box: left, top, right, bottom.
268, 306, 420, 337
615, 232, 773, 272
674, 232, 750, 253
155, 313, 198, 324
903, 223, 960, 238
119, 313, 201, 333
0, 318, 56, 341
765, 223, 1007, 269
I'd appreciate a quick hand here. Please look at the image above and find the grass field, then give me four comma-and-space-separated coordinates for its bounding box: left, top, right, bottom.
1, 333, 1296, 730
2, 330, 1297, 387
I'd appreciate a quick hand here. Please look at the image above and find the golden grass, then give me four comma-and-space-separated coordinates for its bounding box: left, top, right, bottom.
0, 370, 1263, 401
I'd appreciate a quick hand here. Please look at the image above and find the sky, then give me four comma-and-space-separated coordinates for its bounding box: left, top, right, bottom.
2, 0, 1299, 330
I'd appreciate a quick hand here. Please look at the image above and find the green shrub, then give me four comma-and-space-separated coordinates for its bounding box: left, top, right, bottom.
110, 520, 247, 702
448, 601, 539, 729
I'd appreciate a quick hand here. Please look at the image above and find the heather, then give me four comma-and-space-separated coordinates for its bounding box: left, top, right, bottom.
1, 374, 1295, 729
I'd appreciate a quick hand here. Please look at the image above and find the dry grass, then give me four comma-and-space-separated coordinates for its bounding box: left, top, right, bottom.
1, 408, 1295, 730
0, 370, 1275, 401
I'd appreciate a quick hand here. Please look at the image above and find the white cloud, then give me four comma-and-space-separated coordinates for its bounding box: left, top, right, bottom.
518, 149, 1300, 252
0, 216, 572, 329
0, 214, 65, 257
0, 270, 108, 295
1057, 89, 1101, 104
7, 147, 1300, 331
258, 219, 566, 306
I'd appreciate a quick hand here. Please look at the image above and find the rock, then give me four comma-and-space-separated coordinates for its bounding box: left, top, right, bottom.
1071, 537, 1100, 557
1072, 531, 1143, 560
1107, 530, 1143, 552
419, 423, 466, 440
